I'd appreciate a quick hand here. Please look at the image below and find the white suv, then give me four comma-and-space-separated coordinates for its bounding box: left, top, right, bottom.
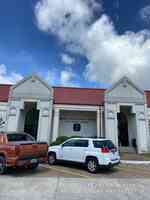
48, 138, 120, 173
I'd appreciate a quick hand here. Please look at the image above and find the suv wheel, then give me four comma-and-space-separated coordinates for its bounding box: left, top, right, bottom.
86, 158, 98, 173
48, 153, 56, 165
0, 156, 6, 174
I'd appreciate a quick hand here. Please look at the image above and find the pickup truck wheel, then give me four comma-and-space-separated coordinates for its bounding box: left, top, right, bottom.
86, 158, 98, 174
0, 156, 6, 174
28, 163, 39, 170
48, 153, 56, 165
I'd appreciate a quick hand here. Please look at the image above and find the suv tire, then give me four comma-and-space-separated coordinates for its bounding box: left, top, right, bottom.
86, 158, 98, 173
48, 153, 57, 165
0, 156, 6, 175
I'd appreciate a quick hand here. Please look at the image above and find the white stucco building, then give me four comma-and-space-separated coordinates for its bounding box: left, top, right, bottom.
0, 75, 150, 153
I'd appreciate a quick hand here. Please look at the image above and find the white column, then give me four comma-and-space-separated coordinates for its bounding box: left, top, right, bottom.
97, 109, 100, 138
52, 108, 60, 141
100, 108, 103, 137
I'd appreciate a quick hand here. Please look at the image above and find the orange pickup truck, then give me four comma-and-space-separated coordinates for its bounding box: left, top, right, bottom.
0, 132, 48, 174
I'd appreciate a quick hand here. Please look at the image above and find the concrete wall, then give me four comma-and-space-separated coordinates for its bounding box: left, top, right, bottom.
0, 102, 8, 132
59, 111, 97, 138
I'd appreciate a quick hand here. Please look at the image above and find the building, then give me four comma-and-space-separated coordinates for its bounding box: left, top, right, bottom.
0, 75, 150, 153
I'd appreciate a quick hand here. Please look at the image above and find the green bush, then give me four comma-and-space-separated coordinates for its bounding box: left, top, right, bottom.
50, 135, 81, 146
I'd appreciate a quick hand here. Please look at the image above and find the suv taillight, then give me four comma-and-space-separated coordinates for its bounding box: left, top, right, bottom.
101, 147, 110, 153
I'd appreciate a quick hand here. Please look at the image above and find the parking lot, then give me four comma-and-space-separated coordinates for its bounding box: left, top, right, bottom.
3, 163, 150, 178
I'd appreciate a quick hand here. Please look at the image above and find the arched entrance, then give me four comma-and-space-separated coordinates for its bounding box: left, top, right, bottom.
117, 112, 129, 146
24, 102, 39, 139
117, 106, 137, 148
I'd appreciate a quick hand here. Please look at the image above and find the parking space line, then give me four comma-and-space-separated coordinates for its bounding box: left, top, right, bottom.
41, 164, 91, 178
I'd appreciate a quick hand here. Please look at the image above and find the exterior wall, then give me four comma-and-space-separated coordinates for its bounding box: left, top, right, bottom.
51, 104, 104, 142
128, 113, 137, 146
0, 102, 9, 132
105, 77, 148, 153
59, 111, 97, 138
7, 76, 53, 144
0, 75, 149, 153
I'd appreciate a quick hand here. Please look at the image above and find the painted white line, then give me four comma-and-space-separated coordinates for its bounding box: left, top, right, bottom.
121, 160, 150, 165
40, 164, 91, 178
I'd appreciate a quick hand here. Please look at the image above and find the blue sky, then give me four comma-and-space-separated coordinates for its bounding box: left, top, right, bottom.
1, 0, 150, 88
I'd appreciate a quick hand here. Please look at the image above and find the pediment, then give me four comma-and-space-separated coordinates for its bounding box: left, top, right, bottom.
10, 75, 53, 100
105, 76, 145, 104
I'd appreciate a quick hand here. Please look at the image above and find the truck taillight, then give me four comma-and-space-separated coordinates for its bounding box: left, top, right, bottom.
15, 145, 20, 155
101, 147, 110, 153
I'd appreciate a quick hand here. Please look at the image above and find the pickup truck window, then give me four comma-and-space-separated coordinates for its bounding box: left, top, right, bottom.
7, 133, 35, 142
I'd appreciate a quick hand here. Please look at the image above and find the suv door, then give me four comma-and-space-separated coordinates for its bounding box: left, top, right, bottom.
72, 139, 89, 162
61, 139, 76, 161
62, 139, 89, 162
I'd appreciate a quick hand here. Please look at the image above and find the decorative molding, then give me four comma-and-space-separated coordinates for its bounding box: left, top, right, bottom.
107, 110, 115, 119
105, 76, 144, 95
9, 107, 17, 116
42, 108, 49, 117
138, 112, 145, 120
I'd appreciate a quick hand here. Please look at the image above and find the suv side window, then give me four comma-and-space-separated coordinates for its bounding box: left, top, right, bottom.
62, 139, 76, 147
74, 139, 89, 147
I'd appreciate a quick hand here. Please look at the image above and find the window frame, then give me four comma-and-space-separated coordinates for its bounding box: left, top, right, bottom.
73, 123, 81, 132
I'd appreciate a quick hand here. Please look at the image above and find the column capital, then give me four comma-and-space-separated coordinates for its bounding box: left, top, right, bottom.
54, 108, 60, 114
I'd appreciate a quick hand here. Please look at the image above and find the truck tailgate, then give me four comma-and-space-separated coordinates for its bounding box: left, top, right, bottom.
15, 142, 48, 159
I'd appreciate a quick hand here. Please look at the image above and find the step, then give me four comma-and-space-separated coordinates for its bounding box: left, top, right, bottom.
119, 147, 136, 153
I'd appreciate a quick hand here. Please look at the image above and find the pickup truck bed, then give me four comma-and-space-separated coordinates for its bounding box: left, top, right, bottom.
0, 132, 48, 174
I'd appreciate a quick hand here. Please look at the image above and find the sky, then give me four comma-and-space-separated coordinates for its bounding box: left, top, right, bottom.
1, 0, 150, 89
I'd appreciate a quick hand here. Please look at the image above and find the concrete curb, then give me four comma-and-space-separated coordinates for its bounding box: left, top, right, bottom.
121, 160, 150, 165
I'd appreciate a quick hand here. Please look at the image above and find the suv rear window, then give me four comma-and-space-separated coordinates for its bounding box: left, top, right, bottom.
93, 140, 115, 149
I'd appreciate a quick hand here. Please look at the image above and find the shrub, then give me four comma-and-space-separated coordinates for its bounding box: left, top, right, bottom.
50, 135, 82, 146
50, 136, 69, 146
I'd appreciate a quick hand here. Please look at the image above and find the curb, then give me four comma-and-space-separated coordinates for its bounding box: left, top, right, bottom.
121, 160, 150, 165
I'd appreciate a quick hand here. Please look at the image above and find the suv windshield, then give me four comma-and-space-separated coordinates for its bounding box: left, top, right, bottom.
7, 133, 35, 142
93, 140, 116, 149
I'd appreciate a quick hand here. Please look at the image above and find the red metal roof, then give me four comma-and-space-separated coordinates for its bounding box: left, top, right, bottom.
0, 84, 12, 102
1, 84, 150, 107
53, 87, 106, 106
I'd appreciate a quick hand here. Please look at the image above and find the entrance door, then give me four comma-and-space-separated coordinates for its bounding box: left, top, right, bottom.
24, 102, 39, 140
117, 112, 129, 147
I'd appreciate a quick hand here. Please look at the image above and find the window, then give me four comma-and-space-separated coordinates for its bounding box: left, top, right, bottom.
73, 123, 81, 132
93, 140, 115, 149
7, 133, 35, 142
62, 139, 76, 147
62, 139, 89, 147
74, 139, 89, 147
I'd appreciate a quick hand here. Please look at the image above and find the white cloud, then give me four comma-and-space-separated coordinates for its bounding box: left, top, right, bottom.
140, 5, 150, 23
84, 15, 150, 87
60, 67, 75, 85
0, 64, 23, 84
61, 53, 75, 65
35, 0, 101, 44
35, 0, 150, 88
46, 67, 79, 87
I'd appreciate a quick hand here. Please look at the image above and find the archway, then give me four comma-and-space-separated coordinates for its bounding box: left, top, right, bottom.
117, 111, 129, 147
24, 102, 39, 139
